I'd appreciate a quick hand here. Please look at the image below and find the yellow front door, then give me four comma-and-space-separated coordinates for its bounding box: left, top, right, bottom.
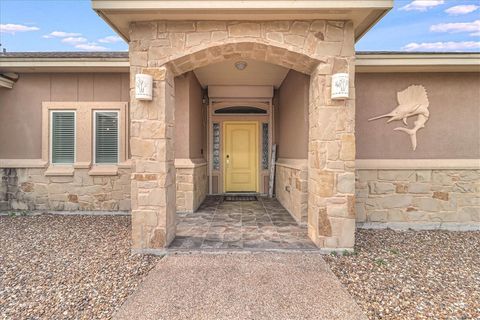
224, 121, 258, 192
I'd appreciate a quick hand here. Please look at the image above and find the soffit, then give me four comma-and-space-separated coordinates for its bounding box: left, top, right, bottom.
193, 59, 289, 89
92, 0, 393, 42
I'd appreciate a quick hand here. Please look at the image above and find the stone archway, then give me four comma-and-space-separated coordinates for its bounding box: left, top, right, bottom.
129, 20, 356, 251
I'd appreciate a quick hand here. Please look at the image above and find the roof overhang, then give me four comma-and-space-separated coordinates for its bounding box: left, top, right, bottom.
0, 56, 130, 73
92, 0, 393, 42
356, 53, 480, 73
2, 52, 478, 74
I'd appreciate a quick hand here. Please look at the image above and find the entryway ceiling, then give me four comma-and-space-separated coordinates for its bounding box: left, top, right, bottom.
193, 59, 289, 89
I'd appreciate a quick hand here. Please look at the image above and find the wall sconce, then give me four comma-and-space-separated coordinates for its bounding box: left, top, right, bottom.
135, 74, 153, 100
331, 73, 349, 100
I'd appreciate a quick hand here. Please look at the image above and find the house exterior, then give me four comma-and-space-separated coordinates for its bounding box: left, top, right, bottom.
0, 0, 479, 252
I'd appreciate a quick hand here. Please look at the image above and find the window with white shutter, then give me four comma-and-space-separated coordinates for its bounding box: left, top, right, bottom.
95, 111, 119, 164
51, 111, 75, 164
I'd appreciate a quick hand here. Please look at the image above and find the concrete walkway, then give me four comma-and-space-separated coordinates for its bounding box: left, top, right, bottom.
114, 253, 366, 320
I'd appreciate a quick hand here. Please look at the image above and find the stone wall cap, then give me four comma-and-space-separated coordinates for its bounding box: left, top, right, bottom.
175, 158, 208, 169
88, 165, 119, 176
45, 165, 75, 177
276, 158, 308, 170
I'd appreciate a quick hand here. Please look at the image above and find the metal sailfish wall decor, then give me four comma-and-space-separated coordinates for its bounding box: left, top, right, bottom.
368, 85, 430, 151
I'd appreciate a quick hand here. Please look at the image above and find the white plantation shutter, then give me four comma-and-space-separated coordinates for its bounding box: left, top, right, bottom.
51, 111, 75, 164
95, 112, 119, 163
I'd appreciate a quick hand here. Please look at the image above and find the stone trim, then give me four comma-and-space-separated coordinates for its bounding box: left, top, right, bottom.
88, 165, 119, 176
45, 166, 75, 177
276, 158, 308, 171
174, 158, 207, 169
356, 159, 480, 170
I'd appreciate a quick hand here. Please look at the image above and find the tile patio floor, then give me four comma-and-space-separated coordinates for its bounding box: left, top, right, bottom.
169, 196, 317, 251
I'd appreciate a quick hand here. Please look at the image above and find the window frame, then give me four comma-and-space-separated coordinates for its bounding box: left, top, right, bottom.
50, 110, 76, 165
93, 110, 120, 165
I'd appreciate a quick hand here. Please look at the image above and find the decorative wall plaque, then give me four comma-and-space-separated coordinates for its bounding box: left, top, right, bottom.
369, 85, 430, 151
331, 73, 349, 100
135, 74, 153, 100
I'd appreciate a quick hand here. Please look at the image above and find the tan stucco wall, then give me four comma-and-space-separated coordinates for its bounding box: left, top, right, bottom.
174, 72, 207, 212
356, 72, 480, 159
276, 70, 309, 159
0, 73, 129, 159
174, 71, 205, 159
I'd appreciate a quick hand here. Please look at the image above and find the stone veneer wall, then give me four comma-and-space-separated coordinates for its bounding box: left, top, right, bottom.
175, 161, 208, 212
129, 19, 356, 250
275, 160, 308, 224
355, 169, 480, 227
0, 168, 131, 211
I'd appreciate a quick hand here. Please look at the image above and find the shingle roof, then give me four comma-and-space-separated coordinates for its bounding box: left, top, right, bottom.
0, 51, 129, 59
1, 51, 478, 59
356, 51, 479, 55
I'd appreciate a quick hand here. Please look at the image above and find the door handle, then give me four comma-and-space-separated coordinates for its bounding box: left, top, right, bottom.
226, 154, 230, 165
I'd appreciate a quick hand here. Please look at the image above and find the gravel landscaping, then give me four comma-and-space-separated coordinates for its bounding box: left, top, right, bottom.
0, 215, 160, 319
325, 229, 480, 320
2, 214, 479, 320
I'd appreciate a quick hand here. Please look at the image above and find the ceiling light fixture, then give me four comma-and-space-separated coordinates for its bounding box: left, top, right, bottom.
234, 61, 248, 71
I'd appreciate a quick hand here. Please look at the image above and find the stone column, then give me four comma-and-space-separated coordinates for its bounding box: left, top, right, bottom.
130, 65, 176, 251
307, 21, 356, 250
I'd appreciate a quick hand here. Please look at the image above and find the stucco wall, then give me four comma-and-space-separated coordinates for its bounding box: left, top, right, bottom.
356, 72, 480, 159
0, 73, 129, 159
276, 70, 309, 159
174, 72, 207, 212
174, 71, 205, 159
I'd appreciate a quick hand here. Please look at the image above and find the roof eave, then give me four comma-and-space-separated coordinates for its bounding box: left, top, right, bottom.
0, 57, 130, 73
91, 0, 393, 42
356, 53, 480, 72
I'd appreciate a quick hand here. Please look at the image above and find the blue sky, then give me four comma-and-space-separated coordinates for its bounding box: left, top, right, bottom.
1, 0, 479, 52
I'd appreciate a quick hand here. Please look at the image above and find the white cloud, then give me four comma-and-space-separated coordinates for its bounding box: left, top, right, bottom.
400, 0, 444, 11
43, 31, 82, 38
0, 23, 39, 34
98, 35, 123, 43
430, 20, 480, 36
403, 41, 480, 51
445, 4, 479, 15
61, 37, 87, 45
75, 43, 108, 51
